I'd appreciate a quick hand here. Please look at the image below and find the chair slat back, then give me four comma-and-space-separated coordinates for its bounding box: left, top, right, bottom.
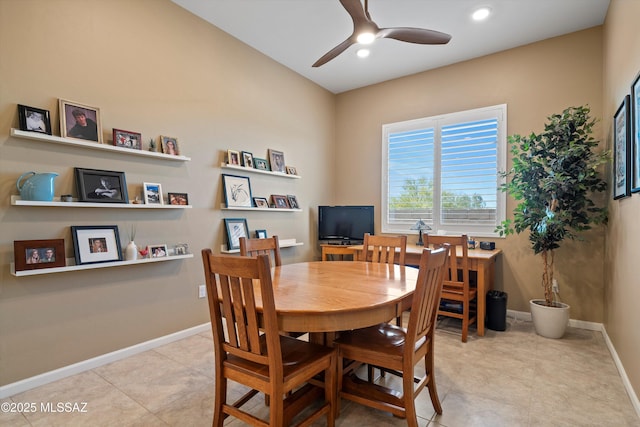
240, 235, 282, 267
424, 234, 469, 291
201, 250, 281, 366
360, 233, 407, 266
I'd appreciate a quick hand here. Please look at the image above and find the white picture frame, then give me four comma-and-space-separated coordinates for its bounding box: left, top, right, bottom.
143, 182, 163, 205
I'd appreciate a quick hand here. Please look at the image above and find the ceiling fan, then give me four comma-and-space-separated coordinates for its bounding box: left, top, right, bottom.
313, 0, 452, 67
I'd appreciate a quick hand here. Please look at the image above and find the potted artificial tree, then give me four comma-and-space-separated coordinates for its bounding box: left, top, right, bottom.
497, 106, 608, 338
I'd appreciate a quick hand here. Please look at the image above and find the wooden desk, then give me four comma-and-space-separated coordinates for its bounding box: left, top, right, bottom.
351, 244, 501, 337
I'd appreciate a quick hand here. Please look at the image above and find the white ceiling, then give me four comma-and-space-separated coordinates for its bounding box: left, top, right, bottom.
172, 0, 610, 94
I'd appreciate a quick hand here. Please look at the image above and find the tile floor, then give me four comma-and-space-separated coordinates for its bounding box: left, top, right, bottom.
2, 317, 638, 426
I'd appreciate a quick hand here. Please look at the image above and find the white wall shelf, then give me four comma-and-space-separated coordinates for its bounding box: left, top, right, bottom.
221, 163, 300, 179
221, 205, 301, 212
11, 128, 191, 162
220, 240, 303, 254
11, 196, 192, 209
10, 254, 194, 277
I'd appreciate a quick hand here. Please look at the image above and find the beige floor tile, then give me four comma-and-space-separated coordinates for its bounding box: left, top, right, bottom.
434, 391, 530, 427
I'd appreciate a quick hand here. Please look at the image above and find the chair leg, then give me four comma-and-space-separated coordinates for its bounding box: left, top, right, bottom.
326, 357, 337, 427
461, 299, 469, 343
403, 370, 419, 427
425, 350, 442, 414
213, 375, 226, 427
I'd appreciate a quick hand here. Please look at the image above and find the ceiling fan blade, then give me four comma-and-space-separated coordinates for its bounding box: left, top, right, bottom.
340, 0, 372, 27
312, 38, 354, 67
378, 27, 451, 45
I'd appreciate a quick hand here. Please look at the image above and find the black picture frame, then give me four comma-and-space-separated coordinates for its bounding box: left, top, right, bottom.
222, 174, 252, 208
253, 196, 269, 208
71, 225, 122, 265
255, 229, 267, 238
613, 95, 631, 200
75, 167, 129, 204
13, 239, 65, 271
287, 195, 299, 209
168, 192, 189, 205
241, 151, 254, 168
224, 218, 249, 251
631, 72, 640, 193
18, 104, 52, 135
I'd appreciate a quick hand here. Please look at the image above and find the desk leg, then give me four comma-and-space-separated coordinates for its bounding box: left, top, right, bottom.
476, 259, 495, 337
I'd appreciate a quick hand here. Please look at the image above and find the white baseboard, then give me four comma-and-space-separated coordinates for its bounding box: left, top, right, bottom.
0, 323, 211, 399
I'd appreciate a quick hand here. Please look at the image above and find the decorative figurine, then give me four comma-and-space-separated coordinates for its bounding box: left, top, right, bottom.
148, 138, 156, 152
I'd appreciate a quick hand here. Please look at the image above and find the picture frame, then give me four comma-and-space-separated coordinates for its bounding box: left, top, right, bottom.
254, 157, 270, 171
143, 182, 164, 205
227, 149, 240, 165
160, 135, 180, 155
253, 196, 269, 208
148, 244, 168, 258
59, 99, 102, 143
222, 174, 252, 208
287, 194, 299, 209
271, 194, 290, 209
18, 104, 52, 135
113, 128, 142, 150
255, 229, 267, 239
75, 167, 129, 204
631, 72, 640, 193
224, 218, 249, 251
14, 239, 65, 271
613, 95, 631, 200
168, 192, 189, 205
71, 225, 122, 265
268, 149, 286, 173
286, 166, 298, 175
174, 243, 190, 255
241, 151, 254, 168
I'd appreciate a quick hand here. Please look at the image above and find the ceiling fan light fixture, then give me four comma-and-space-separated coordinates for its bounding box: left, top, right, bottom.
356, 32, 375, 44
356, 48, 370, 58
472, 7, 491, 21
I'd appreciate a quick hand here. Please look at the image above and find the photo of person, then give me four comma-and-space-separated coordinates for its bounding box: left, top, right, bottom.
88, 176, 121, 200
228, 150, 240, 165
26, 110, 47, 132
89, 238, 107, 253
168, 193, 188, 205
18, 105, 51, 135
68, 109, 99, 141
26, 248, 41, 264
268, 149, 286, 173
149, 245, 167, 258
113, 129, 142, 150
161, 136, 179, 155
60, 100, 102, 143
42, 248, 55, 263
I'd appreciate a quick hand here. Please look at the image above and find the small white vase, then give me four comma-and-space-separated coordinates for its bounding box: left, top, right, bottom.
125, 241, 138, 261
530, 299, 570, 339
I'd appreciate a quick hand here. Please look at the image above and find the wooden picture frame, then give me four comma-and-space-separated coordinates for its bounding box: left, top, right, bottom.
75, 167, 128, 204
227, 149, 240, 165
222, 174, 252, 208
253, 196, 269, 208
168, 192, 188, 205
59, 99, 102, 143
631, 72, 640, 193
241, 151, 254, 168
254, 157, 269, 171
113, 128, 142, 150
287, 194, 299, 209
255, 229, 267, 239
18, 104, 51, 135
160, 136, 179, 155
14, 239, 65, 271
271, 194, 289, 209
613, 95, 631, 200
148, 244, 168, 258
143, 182, 163, 205
268, 149, 286, 173
71, 225, 122, 265
224, 218, 249, 250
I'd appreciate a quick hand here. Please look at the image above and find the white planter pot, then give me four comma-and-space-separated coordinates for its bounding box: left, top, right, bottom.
530, 299, 570, 339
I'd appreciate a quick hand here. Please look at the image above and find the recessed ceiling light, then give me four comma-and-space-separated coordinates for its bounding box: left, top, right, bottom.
356, 48, 370, 58
472, 7, 491, 21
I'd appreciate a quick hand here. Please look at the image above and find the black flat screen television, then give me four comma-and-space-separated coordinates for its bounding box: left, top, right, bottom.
318, 205, 374, 244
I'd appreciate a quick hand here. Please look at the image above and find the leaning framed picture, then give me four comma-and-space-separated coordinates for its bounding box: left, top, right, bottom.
254, 158, 269, 171
613, 95, 631, 200
148, 244, 168, 258
168, 192, 188, 205
13, 239, 65, 271
241, 151, 254, 168
255, 229, 267, 239
253, 196, 269, 208
227, 149, 240, 166
287, 195, 299, 209
631, 72, 640, 193
18, 104, 52, 135
271, 194, 290, 209
59, 99, 102, 143
224, 218, 249, 251
75, 167, 129, 204
113, 128, 142, 150
222, 174, 252, 208
143, 182, 163, 205
160, 136, 179, 155
268, 149, 286, 173
71, 225, 122, 265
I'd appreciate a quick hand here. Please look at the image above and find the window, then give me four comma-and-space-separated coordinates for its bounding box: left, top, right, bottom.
382, 104, 506, 237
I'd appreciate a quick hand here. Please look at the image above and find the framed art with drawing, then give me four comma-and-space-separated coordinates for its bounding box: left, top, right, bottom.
224, 218, 249, 250
631, 72, 640, 193
13, 239, 65, 271
613, 95, 631, 200
59, 99, 102, 143
75, 168, 128, 204
71, 225, 122, 265
222, 174, 252, 208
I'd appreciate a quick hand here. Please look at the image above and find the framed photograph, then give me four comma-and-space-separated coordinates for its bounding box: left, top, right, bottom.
222, 174, 252, 208
18, 104, 51, 135
613, 95, 631, 200
71, 225, 122, 265
59, 99, 102, 143
113, 129, 142, 150
14, 239, 65, 271
168, 192, 189, 205
75, 167, 128, 204
148, 244, 168, 258
272, 194, 290, 209
227, 149, 240, 166
287, 194, 299, 209
253, 196, 269, 208
286, 166, 298, 175
174, 243, 190, 255
255, 229, 268, 239
254, 157, 269, 171
268, 149, 286, 173
160, 136, 179, 155
224, 218, 249, 251
241, 151, 254, 168
143, 182, 163, 205
631, 72, 640, 193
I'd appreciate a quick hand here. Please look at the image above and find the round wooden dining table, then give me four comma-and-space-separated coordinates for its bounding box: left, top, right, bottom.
267, 261, 420, 334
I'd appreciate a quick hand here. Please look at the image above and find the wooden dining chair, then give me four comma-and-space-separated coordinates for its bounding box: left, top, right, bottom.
201, 250, 337, 427
425, 234, 476, 342
239, 235, 282, 267
360, 233, 407, 266
334, 245, 450, 426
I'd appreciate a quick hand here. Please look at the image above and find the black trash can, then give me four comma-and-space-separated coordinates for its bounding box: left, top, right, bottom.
486, 290, 507, 331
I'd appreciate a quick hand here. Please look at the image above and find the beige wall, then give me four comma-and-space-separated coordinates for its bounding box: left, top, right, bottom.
603, 0, 640, 403
0, 0, 334, 385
